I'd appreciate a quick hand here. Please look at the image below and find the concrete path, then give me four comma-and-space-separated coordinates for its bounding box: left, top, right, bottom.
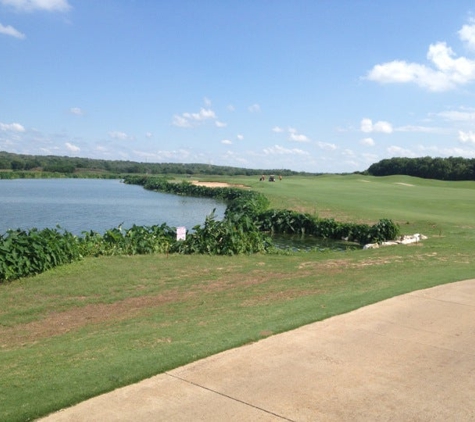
41, 280, 475, 421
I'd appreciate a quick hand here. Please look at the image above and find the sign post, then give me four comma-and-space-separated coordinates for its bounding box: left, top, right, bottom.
176, 226, 186, 241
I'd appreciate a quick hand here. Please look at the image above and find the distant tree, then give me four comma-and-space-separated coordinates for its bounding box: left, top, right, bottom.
367, 156, 475, 181
11, 159, 25, 170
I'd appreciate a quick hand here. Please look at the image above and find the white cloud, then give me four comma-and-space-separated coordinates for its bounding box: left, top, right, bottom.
203, 97, 212, 106
0, 23, 25, 39
459, 19, 475, 51
131, 149, 194, 162
109, 131, 131, 141
416, 144, 475, 158
0, 0, 71, 12
155, 148, 192, 160
289, 132, 310, 142
360, 137, 375, 146
69, 107, 83, 116
387, 145, 416, 157
132, 150, 157, 160
221, 139, 232, 145
273, 125, 311, 142
360, 118, 373, 133
342, 149, 355, 157
145, 132, 153, 138
215, 120, 227, 127
65, 142, 80, 152
262, 144, 310, 156
366, 20, 475, 92
316, 141, 337, 150
227, 104, 235, 112
360, 118, 393, 134
437, 110, 475, 121
0, 122, 25, 132
183, 108, 216, 121
172, 108, 217, 128
236, 134, 244, 140
172, 115, 191, 128
248, 104, 260, 113
395, 125, 445, 133
362, 152, 379, 162
458, 130, 475, 144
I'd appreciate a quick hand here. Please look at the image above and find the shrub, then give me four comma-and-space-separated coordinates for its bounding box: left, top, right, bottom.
0, 227, 81, 281
172, 211, 272, 255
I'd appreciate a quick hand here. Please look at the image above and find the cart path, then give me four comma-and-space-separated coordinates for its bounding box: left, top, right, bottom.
40, 279, 475, 421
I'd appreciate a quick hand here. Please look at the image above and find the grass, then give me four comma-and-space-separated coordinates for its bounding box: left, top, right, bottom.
1, 174, 475, 421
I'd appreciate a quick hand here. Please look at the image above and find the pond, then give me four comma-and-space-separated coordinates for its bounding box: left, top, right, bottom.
0, 178, 227, 235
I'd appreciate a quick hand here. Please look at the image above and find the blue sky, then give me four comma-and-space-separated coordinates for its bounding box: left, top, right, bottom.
2, 1, 475, 173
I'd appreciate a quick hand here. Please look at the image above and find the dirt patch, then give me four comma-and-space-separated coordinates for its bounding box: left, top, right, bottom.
191, 181, 248, 188
1, 269, 299, 348
0, 291, 184, 348
240, 287, 326, 307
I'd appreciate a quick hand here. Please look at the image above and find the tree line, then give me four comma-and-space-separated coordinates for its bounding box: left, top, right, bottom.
0, 151, 313, 177
366, 156, 475, 181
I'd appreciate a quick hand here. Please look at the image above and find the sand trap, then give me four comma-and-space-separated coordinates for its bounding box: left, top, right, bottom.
191, 181, 247, 188
191, 181, 231, 187
395, 182, 414, 187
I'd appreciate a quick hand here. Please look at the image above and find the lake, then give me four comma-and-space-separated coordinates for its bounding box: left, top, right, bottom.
0, 179, 227, 235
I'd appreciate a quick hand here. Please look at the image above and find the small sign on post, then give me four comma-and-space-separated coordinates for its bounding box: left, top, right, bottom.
176, 226, 186, 241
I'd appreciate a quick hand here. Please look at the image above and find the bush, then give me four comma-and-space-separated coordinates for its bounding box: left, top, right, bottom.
0, 227, 81, 281
172, 211, 272, 255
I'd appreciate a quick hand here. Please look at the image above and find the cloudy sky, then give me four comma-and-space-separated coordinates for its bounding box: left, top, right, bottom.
2, 1, 475, 173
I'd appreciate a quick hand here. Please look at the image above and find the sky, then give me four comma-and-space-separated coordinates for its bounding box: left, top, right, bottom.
2, 1, 475, 173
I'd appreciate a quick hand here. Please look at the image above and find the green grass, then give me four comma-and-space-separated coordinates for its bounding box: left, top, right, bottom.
2, 174, 475, 421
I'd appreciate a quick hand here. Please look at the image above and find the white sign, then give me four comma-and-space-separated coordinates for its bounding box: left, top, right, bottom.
177, 226, 186, 241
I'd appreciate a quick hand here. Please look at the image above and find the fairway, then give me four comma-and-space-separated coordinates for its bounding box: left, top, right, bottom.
2, 175, 475, 422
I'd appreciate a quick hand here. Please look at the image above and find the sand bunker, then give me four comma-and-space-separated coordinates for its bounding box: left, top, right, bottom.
191, 181, 232, 187
191, 181, 248, 188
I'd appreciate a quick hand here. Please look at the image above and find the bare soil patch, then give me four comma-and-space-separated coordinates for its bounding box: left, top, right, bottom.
191, 181, 248, 188
0, 292, 183, 348
1, 268, 308, 348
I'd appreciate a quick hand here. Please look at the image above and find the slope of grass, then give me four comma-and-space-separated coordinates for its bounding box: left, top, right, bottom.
1, 174, 475, 421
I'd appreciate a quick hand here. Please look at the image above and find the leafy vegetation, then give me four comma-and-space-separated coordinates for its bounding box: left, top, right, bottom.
173, 211, 272, 255
0, 228, 81, 281
0, 225, 177, 281
367, 156, 475, 180
125, 176, 400, 245
256, 210, 398, 243
0, 175, 399, 282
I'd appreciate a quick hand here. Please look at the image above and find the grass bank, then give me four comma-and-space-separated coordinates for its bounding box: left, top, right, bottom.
1, 174, 475, 421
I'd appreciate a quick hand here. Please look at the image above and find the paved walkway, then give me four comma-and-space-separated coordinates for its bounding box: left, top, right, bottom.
41, 280, 475, 421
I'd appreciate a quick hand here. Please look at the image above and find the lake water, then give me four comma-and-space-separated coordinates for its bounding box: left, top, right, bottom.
0, 179, 227, 235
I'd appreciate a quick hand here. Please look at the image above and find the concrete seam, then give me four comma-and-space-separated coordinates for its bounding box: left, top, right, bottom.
165, 372, 296, 422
